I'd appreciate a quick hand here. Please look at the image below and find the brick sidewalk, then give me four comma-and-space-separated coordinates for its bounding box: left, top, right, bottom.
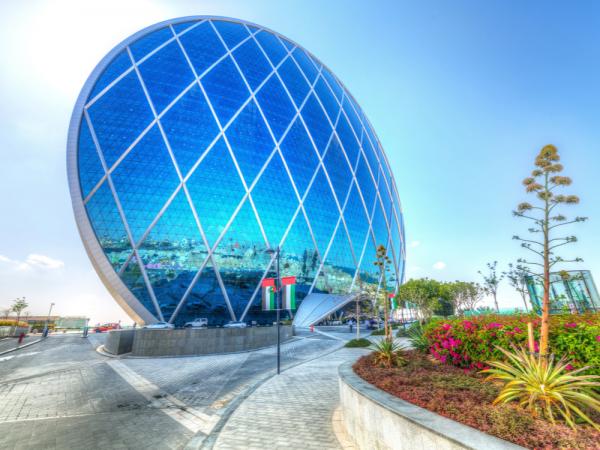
212, 347, 370, 450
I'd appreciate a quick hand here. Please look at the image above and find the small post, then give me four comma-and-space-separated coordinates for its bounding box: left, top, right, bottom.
43, 302, 55, 338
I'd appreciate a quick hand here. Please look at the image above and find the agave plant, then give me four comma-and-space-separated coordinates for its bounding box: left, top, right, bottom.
406, 322, 429, 353
482, 345, 600, 430
370, 338, 407, 367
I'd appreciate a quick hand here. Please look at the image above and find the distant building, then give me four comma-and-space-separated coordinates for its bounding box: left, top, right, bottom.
55, 316, 89, 330
20, 316, 89, 331
526, 270, 599, 313
21, 315, 60, 332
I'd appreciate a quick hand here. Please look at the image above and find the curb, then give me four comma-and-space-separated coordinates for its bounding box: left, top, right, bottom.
338, 362, 525, 450
0, 339, 43, 357
95, 336, 303, 359
95, 344, 129, 358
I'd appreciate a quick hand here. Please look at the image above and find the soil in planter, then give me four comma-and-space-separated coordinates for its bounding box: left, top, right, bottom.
353, 351, 600, 449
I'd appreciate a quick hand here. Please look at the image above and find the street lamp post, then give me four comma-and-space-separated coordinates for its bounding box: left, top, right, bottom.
43, 302, 55, 338
266, 246, 282, 375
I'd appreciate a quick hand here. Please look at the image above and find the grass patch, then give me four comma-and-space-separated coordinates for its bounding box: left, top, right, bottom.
345, 338, 372, 348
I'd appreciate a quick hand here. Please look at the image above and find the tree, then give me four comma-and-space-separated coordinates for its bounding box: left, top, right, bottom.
11, 297, 28, 331
373, 245, 393, 340
513, 145, 586, 356
504, 263, 530, 312
478, 261, 504, 312
445, 281, 484, 315
396, 278, 442, 321
353, 274, 367, 340
1, 306, 10, 320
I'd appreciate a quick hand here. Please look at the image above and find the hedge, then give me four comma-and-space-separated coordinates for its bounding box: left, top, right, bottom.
0, 320, 28, 327
423, 313, 600, 375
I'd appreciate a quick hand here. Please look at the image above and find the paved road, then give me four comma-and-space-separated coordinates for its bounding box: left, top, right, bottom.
0, 336, 41, 355
0, 331, 357, 449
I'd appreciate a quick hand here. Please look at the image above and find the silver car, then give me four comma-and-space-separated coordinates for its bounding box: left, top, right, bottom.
223, 321, 247, 328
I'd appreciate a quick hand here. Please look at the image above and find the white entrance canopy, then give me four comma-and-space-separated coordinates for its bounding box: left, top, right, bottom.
292, 292, 360, 328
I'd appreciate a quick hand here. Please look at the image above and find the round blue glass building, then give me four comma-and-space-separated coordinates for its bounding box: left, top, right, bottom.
67, 16, 405, 326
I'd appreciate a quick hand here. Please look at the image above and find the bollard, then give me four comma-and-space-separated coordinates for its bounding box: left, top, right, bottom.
310, 325, 314, 332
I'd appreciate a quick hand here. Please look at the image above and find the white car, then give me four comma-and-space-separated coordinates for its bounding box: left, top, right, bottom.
223, 321, 247, 328
184, 318, 208, 328
144, 321, 174, 329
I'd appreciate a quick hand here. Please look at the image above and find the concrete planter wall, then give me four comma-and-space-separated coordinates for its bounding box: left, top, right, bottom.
338, 362, 525, 450
0, 326, 29, 337
104, 329, 135, 355
105, 326, 293, 356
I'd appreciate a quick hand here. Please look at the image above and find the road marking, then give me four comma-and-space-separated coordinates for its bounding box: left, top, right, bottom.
107, 360, 219, 435
0, 351, 40, 362
313, 329, 347, 341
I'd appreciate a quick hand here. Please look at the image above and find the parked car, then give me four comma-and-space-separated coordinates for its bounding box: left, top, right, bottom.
144, 321, 174, 329
93, 322, 121, 333
223, 321, 247, 328
184, 318, 208, 328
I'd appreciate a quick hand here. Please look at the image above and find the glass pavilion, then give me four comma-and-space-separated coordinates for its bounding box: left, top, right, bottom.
68, 16, 405, 326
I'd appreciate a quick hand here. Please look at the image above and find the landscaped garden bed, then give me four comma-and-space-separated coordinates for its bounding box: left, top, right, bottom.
423, 313, 600, 375
353, 350, 600, 449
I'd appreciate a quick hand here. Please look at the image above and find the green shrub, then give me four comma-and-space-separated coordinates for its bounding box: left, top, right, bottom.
370, 328, 386, 336
483, 346, 600, 430
370, 339, 407, 367
0, 320, 28, 327
423, 313, 600, 375
406, 322, 430, 353
345, 338, 372, 348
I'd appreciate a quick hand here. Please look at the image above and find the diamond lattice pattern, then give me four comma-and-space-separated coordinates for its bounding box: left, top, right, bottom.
78, 18, 405, 325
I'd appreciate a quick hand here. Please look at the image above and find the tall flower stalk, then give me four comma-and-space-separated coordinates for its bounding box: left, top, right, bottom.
374, 245, 393, 340
513, 145, 587, 356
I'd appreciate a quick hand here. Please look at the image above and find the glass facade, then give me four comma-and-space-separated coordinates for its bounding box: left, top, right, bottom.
526, 270, 600, 314
69, 17, 406, 326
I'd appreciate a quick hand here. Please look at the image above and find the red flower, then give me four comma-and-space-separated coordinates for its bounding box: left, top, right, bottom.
565, 364, 574, 371
564, 322, 577, 328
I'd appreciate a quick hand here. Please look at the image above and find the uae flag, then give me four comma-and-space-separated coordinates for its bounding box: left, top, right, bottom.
389, 293, 397, 310
282, 276, 297, 310
261, 278, 276, 311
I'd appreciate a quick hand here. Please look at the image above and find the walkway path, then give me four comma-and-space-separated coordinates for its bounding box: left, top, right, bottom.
211, 347, 369, 450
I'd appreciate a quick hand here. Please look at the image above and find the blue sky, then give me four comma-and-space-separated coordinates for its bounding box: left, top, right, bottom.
0, 0, 598, 323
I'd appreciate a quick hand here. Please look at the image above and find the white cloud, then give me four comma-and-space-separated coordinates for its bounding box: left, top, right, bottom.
432, 261, 446, 270
0, 253, 64, 271
409, 240, 421, 248
25, 254, 64, 270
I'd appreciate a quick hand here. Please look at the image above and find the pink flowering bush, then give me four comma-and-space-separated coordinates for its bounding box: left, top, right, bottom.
423, 313, 600, 375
